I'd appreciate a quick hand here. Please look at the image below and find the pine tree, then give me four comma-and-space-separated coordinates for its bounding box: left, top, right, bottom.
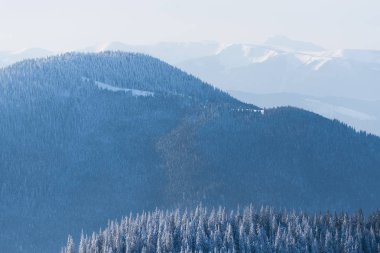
79, 232, 86, 253
64, 235, 75, 253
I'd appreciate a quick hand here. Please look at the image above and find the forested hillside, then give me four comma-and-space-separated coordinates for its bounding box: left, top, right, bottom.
0, 52, 379, 252
62, 205, 380, 253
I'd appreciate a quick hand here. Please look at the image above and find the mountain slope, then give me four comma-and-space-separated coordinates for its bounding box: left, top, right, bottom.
0, 52, 379, 252
229, 91, 380, 136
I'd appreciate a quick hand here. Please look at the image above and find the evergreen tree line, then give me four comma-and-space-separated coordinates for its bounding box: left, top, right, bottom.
62, 205, 380, 253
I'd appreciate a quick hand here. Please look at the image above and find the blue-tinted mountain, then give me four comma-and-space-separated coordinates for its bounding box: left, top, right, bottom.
0, 52, 379, 252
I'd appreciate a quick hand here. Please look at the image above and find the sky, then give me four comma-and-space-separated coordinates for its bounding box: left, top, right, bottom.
1, 0, 380, 51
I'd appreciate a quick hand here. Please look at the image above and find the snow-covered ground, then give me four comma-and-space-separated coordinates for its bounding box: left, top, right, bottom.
95, 81, 154, 97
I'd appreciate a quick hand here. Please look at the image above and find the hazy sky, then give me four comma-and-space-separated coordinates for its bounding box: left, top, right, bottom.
1, 0, 380, 51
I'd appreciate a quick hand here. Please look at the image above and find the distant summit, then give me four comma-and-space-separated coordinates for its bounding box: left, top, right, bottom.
84, 41, 221, 64
0, 47, 53, 67
264, 35, 325, 52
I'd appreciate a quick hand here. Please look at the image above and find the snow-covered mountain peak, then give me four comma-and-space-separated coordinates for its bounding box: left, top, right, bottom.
10, 47, 52, 56
214, 42, 233, 55
213, 43, 350, 70
0, 48, 54, 68
214, 44, 281, 67
95, 41, 132, 52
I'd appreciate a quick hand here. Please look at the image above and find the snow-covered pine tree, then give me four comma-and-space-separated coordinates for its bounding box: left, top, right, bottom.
62, 205, 380, 253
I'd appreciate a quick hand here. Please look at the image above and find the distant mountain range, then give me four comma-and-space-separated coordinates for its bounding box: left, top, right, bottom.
1, 52, 380, 252
178, 45, 380, 100
0, 48, 53, 67
1, 36, 379, 136
175, 42, 380, 137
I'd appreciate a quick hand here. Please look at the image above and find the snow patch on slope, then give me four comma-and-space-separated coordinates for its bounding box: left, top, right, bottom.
215, 43, 233, 55
294, 52, 336, 71
95, 81, 154, 97
251, 50, 279, 63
